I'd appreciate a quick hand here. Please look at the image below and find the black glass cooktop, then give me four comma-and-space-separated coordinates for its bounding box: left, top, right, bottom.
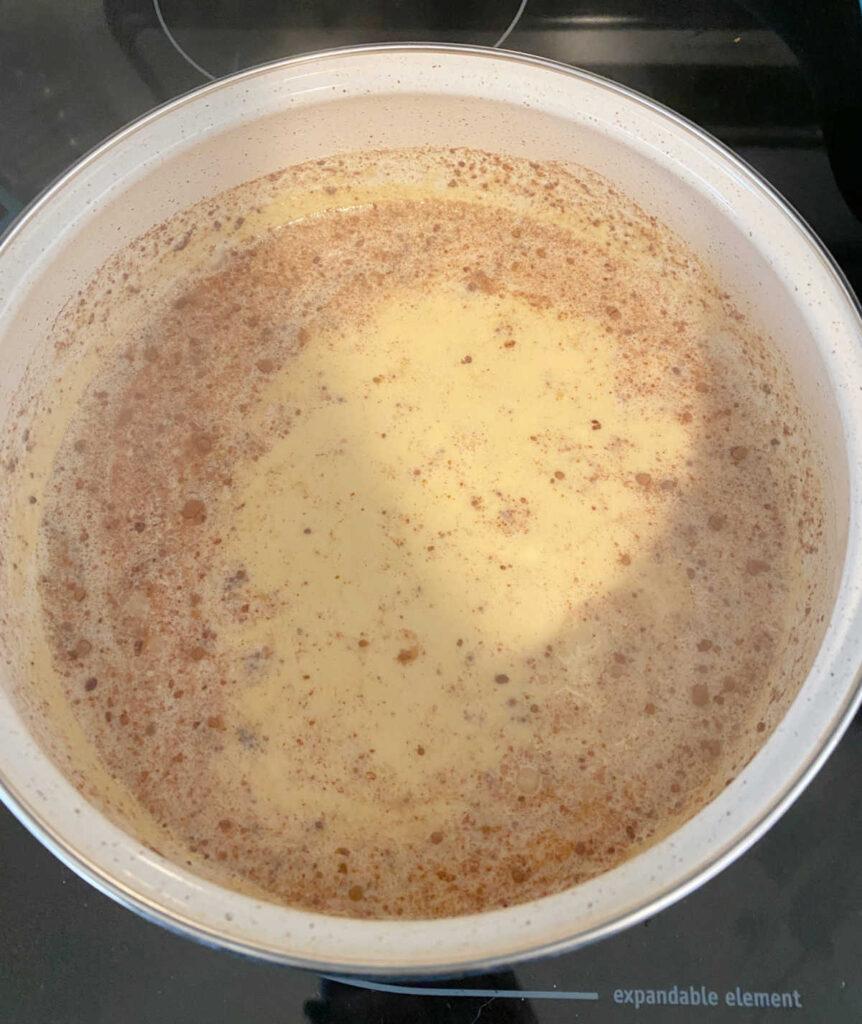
2, 2, 861, 1021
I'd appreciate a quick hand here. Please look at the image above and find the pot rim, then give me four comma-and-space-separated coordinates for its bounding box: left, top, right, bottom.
1, 41, 861, 976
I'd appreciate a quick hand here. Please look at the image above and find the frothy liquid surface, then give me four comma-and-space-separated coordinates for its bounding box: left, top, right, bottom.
39, 149, 823, 918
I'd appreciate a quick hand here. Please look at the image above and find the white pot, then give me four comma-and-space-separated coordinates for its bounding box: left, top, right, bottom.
1, 44, 861, 976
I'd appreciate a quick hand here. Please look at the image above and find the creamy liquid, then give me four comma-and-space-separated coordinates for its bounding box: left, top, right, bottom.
34, 149, 824, 918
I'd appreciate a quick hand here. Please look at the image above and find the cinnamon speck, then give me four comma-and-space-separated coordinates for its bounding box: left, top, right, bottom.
746, 559, 770, 575
69, 638, 92, 660
181, 498, 206, 524
690, 683, 709, 707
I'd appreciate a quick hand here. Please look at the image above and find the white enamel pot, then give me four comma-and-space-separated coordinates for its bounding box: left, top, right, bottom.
1, 44, 861, 976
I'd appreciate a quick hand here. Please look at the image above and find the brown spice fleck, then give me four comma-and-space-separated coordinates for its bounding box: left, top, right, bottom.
730, 446, 750, 464
495, 673, 510, 684
430, 831, 443, 845
181, 498, 206, 524
348, 885, 364, 901
396, 646, 419, 664
190, 432, 214, 455
746, 559, 770, 575
466, 269, 496, 294
84, 677, 98, 692
635, 472, 652, 487
70, 638, 92, 660
690, 683, 710, 707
